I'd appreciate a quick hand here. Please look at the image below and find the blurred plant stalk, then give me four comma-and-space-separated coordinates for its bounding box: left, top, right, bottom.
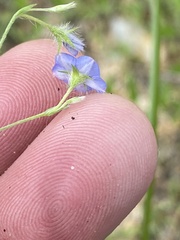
141, 0, 160, 239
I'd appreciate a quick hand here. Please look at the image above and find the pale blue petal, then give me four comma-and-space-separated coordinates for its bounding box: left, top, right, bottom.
74, 83, 88, 92
85, 77, 106, 93
60, 53, 76, 70
63, 33, 85, 56
69, 33, 85, 52
52, 53, 76, 84
53, 55, 66, 70
63, 43, 78, 56
76, 56, 100, 77
52, 64, 69, 84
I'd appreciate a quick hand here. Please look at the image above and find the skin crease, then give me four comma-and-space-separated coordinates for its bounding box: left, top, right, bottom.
0, 40, 157, 240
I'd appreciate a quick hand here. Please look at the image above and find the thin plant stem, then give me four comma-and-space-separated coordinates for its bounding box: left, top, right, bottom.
0, 3, 70, 52
56, 86, 73, 108
148, 0, 160, 130
0, 87, 73, 132
0, 111, 47, 132
0, 4, 36, 51
141, 0, 160, 239
20, 14, 51, 29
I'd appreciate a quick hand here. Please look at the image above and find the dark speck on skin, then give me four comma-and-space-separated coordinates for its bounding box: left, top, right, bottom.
62, 125, 65, 129
71, 116, 75, 120
58, 88, 60, 91
3, 229, 6, 232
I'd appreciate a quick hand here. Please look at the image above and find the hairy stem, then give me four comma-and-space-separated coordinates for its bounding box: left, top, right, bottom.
0, 4, 36, 51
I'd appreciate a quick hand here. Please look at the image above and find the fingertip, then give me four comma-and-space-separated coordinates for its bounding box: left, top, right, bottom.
0, 39, 76, 174
0, 93, 157, 239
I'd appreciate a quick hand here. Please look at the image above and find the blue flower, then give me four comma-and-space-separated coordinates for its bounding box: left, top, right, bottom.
63, 33, 85, 56
52, 53, 106, 93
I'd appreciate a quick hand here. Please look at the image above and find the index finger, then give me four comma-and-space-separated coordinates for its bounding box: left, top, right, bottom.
0, 39, 74, 174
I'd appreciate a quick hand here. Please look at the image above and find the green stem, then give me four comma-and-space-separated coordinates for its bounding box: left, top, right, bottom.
20, 14, 51, 29
0, 4, 36, 51
56, 86, 73, 108
0, 111, 46, 132
141, 0, 160, 239
0, 87, 73, 132
148, 0, 160, 130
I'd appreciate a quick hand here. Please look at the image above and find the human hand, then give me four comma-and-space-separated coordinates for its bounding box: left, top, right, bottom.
0, 40, 157, 240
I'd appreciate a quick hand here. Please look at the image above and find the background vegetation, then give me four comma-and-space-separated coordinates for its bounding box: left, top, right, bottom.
0, 0, 179, 239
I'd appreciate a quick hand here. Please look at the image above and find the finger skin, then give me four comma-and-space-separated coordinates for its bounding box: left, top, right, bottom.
0, 39, 78, 174
0, 92, 157, 240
